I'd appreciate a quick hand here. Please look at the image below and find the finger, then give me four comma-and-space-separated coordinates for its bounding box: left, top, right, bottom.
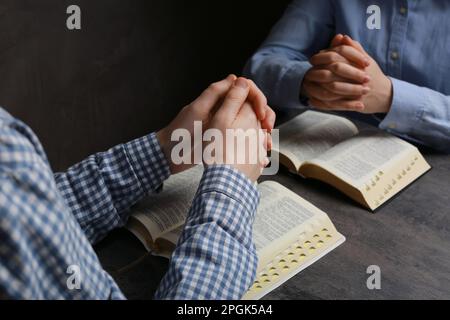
238, 101, 258, 121
322, 81, 371, 96
330, 34, 344, 47
329, 62, 371, 83
305, 68, 353, 84
342, 35, 366, 54
193, 74, 236, 112
258, 121, 269, 167
247, 79, 267, 121
309, 97, 365, 112
216, 77, 250, 123
267, 132, 273, 151
303, 81, 343, 102
261, 106, 276, 132
310, 51, 351, 66
331, 45, 370, 68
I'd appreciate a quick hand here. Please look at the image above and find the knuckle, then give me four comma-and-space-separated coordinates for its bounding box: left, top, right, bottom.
322, 70, 333, 78
259, 94, 268, 106
359, 72, 367, 81
227, 90, 245, 102
189, 103, 202, 114
334, 46, 343, 54
329, 52, 340, 62
268, 109, 276, 121
321, 88, 332, 99
350, 69, 360, 77
208, 82, 221, 92
328, 82, 339, 91
357, 86, 365, 94
332, 63, 342, 73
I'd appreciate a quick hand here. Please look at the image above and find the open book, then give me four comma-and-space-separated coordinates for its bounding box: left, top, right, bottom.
273, 111, 431, 211
127, 166, 345, 300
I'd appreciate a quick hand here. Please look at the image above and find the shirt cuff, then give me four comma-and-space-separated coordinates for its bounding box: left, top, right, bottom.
276, 61, 312, 109
123, 132, 171, 194
195, 165, 260, 216
379, 77, 426, 136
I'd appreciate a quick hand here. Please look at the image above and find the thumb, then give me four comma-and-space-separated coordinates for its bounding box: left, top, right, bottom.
215, 77, 250, 124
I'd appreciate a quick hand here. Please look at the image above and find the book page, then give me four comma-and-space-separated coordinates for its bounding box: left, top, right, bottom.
131, 165, 204, 239
152, 226, 185, 259
159, 226, 184, 245
277, 111, 358, 170
244, 180, 345, 300
307, 130, 413, 189
253, 181, 334, 263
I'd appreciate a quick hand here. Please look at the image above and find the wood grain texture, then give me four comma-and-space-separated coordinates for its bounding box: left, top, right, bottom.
96, 113, 450, 300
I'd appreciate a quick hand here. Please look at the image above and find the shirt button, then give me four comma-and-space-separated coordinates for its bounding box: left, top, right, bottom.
391, 51, 399, 61
400, 7, 407, 15
389, 123, 397, 129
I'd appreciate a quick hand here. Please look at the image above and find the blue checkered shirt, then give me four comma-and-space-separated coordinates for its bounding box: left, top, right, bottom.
0, 107, 259, 300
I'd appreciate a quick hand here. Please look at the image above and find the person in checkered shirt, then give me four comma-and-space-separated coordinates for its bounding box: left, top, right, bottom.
0, 75, 276, 300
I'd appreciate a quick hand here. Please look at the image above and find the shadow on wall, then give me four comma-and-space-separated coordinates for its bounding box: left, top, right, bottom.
0, 0, 290, 170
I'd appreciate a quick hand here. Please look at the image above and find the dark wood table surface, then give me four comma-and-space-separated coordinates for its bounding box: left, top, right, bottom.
96, 113, 450, 300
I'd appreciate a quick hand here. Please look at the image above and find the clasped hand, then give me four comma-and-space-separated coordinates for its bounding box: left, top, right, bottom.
302, 34, 393, 114
157, 75, 276, 182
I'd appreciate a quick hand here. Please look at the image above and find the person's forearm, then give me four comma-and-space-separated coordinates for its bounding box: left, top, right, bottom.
54, 133, 171, 244
244, 0, 335, 109
245, 51, 312, 109
0, 107, 126, 299
379, 78, 450, 153
155, 165, 260, 300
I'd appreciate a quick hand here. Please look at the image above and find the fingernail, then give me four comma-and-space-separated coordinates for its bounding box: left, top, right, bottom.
363, 87, 371, 94
228, 74, 237, 81
365, 59, 370, 66
235, 78, 248, 89
363, 75, 371, 83
356, 103, 365, 110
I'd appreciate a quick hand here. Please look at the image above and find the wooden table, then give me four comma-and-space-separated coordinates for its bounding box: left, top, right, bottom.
96, 113, 450, 300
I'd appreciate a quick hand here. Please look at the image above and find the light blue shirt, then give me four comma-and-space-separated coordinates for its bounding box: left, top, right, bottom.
245, 0, 450, 152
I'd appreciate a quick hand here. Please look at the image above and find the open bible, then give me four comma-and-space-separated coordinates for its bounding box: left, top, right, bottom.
126, 166, 345, 300
273, 111, 431, 211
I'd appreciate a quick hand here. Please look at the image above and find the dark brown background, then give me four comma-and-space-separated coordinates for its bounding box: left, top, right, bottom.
0, 0, 290, 171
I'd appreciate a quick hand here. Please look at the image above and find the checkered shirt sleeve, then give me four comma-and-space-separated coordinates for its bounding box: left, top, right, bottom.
54, 132, 171, 244
155, 165, 260, 300
0, 109, 125, 299
0, 107, 260, 300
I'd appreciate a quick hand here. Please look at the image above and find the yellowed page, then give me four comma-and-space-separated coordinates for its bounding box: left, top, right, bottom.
276, 111, 358, 171
361, 148, 430, 210
153, 226, 185, 259
306, 131, 414, 189
244, 180, 345, 300
303, 130, 431, 210
254, 181, 317, 257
